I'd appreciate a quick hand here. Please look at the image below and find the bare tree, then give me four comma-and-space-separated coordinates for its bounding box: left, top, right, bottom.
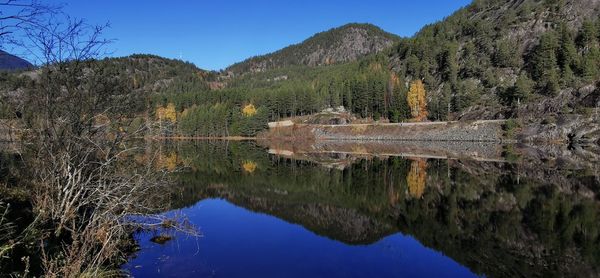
0, 0, 56, 53
0, 3, 198, 277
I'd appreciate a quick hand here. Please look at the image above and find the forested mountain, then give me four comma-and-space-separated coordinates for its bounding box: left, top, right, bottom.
3, 0, 600, 141
390, 0, 600, 120
0, 54, 214, 120
97, 54, 214, 94
0, 50, 32, 71
226, 23, 400, 75
135, 0, 600, 140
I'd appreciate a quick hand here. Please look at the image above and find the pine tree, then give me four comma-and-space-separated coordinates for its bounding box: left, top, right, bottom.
494, 39, 521, 68
554, 24, 580, 88
512, 73, 533, 105
438, 85, 451, 121
440, 42, 458, 85
582, 46, 600, 82
532, 32, 560, 95
557, 23, 578, 71
461, 41, 481, 78
453, 79, 478, 112
578, 20, 597, 49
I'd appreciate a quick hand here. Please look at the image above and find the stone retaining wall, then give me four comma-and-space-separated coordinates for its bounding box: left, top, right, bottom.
308, 120, 506, 142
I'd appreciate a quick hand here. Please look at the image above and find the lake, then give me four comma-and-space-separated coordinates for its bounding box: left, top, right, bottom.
123, 141, 600, 278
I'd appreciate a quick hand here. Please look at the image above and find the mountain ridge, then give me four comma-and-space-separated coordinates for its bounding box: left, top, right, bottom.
0, 50, 33, 71
226, 23, 400, 75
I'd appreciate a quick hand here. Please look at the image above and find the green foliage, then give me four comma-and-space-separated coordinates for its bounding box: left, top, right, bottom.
503, 118, 521, 138
231, 107, 269, 136
385, 0, 600, 115
558, 23, 579, 78
453, 79, 480, 112
440, 41, 459, 85
13, 0, 596, 138
581, 46, 600, 82
100, 54, 213, 96
578, 20, 598, 48
178, 104, 232, 137
494, 39, 522, 68
531, 31, 561, 96
502, 144, 522, 163
152, 54, 419, 136
500, 72, 534, 106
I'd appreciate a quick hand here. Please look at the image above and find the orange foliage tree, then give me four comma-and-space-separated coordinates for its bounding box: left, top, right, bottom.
407, 80, 428, 121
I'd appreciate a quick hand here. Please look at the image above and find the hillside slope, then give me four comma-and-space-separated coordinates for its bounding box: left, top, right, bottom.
390, 0, 600, 109
0, 54, 213, 120
98, 54, 213, 94
386, 0, 600, 141
227, 23, 400, 75
0, 51, 32, 71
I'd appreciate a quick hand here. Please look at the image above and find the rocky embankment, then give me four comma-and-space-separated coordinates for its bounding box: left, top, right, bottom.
266, 120, 506, 142
521, 114, 600, 144
517, 85, 600, 144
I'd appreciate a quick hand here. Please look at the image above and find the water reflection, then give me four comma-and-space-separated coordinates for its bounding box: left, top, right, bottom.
125, 141, 600, 278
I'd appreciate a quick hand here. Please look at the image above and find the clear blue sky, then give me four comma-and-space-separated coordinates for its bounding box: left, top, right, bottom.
49, 0, 471, 70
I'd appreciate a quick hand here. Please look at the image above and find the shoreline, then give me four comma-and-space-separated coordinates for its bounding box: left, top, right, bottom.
151, 120, 510, 143
150, 136, 260, 141
150, 136, 520, 143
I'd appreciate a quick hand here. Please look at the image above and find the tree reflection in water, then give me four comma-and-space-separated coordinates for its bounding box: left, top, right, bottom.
151, 140, 600, 278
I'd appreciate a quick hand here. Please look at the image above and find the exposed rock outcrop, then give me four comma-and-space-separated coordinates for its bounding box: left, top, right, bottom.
227, 23, 399, 75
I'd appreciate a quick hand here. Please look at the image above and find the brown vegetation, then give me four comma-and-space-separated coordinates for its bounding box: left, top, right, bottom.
0, 3, 197, 276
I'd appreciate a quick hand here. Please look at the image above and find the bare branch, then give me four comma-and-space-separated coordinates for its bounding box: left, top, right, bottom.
0, 2, 197, 276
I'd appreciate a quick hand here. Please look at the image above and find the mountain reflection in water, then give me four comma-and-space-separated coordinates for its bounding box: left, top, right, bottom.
124, 141, 600, 278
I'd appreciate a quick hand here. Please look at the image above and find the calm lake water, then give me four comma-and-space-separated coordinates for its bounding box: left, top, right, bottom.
123, 141, 600, 278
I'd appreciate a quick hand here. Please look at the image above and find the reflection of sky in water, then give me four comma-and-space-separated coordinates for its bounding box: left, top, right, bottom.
124, 199, 478, 278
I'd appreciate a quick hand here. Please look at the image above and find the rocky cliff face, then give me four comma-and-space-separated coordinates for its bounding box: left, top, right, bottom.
470, 0, 600, 48
227, 23, 399, 75
300, 26, 395, 66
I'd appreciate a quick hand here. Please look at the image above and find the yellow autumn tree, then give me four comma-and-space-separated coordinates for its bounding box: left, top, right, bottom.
242, 104, 257, 117
407, 80, 428, 121
242, 160, 257, 173
407, 158, 428, 198
156, 103, 177, 122
156, 152, 179, 172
